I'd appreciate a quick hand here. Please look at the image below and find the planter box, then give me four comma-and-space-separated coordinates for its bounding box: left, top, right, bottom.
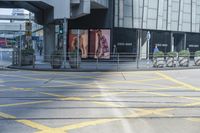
194, 56, 200, 66
21, 55, 34, 66
69, 56, 81, 69
166, 57, 177, 67
179, 57, 189, 67
51, 57, 62, 69
153, 57, 165, 68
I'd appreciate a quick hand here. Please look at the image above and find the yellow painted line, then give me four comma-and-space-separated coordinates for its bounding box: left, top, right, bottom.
92, 78, 164, 85
38, 92, 66, 98
186, 118, 200, 122
132, 108, 173, 117
156, 72, 200, 91
0, 100, 51, 107
91, 92, 128, 98
177, 96, 200, 101
13, 87, 33, 91
60, 97, 84, 101
54, 119, 117, 132
138, 91, 171, 97
183, 102, 200, 107
0, 112, 52, 131
92, 102, 123, 107
46, 108, 172, 133
0, 112, 16, 119
17, 120, 51, 131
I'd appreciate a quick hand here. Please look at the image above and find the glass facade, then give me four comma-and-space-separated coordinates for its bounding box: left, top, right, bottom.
115, 0, 200, 33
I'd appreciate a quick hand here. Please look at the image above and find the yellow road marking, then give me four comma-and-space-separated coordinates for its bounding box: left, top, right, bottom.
91, 92, 128, 98
177, 96, 200, 101
0, 112, 52, 131
0, 100, 51, 107
186, 118, 200, 122
138, 91, 171, 97
92, 102, 123, 107
17, 120, 51, 131
38, 92, 66, 98
183, 102, 200, 106
156, 72, 200, 91
60, 97, 84, 101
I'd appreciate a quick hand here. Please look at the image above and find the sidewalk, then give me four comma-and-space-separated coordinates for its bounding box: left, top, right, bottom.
8, 59, 200, 72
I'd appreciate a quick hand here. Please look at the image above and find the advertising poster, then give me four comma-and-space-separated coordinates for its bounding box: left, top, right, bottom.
68, 29, 88, 58
90, 29, 110, 59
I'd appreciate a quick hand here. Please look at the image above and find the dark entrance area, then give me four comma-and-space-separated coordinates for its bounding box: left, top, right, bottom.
173, 33, 185, 52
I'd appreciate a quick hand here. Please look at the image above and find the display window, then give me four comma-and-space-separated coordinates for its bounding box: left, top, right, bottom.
68, 29, 110, 59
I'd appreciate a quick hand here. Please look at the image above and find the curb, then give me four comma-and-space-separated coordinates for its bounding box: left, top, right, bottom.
8, 66, 200, 72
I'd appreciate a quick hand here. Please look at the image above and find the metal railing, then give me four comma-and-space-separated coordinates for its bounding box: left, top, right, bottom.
10, 51, 200, 71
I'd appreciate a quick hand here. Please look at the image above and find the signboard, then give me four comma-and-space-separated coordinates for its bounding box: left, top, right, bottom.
147, 31, 151, 40
156, 43, 168, 47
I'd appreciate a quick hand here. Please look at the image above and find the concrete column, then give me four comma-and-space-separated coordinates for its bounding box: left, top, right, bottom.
44, 24, 55, 62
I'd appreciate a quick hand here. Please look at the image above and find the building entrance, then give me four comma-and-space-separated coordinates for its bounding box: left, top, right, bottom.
173, 33, 186, 52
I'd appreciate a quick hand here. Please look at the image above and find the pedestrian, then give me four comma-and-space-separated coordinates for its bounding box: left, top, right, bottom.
153, 44, 159, 53
39, 45, 43, 56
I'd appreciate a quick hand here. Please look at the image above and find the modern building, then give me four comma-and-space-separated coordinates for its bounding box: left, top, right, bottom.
69, 0, 200, 60
1, 0, 200, 61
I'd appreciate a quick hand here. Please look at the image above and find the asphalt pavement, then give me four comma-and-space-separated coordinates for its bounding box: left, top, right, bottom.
0, 70, 200, 133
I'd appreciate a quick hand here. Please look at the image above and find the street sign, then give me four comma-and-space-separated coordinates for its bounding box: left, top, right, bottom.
147, 31, 151, 40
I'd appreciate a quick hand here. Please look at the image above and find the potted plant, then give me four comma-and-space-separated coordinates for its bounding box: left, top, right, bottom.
166, 52, 177, 67
21, 48, 35, 66
69, 49, 81, 69
178, 50, 190, 67
51, 50, 63, 69
153, 51, 165, 68
194, 51, 200, 66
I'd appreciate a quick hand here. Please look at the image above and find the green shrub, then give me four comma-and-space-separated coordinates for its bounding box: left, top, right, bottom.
21, 48, 35, 56
167, 52, 177, 57
153, 51, 164, 58
69, 49, 80, 58
51, 50, 62, 58
178, 50, 190, 57
195, 51, 200, 57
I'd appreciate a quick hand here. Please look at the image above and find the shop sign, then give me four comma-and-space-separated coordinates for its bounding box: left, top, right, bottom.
117, 43, 132, 46
156, 43, 168, 47
189, 44, 199, 48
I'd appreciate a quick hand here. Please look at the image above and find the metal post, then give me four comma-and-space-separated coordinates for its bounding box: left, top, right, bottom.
171, 32, 174, 52
117, 53, 119, 71
184, 33, 187, 50
147, 31, 151, 68
77, 29, 80, 69
63, 18, 68, 69
19, 24, 22, 66
136, 30, 140, 69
